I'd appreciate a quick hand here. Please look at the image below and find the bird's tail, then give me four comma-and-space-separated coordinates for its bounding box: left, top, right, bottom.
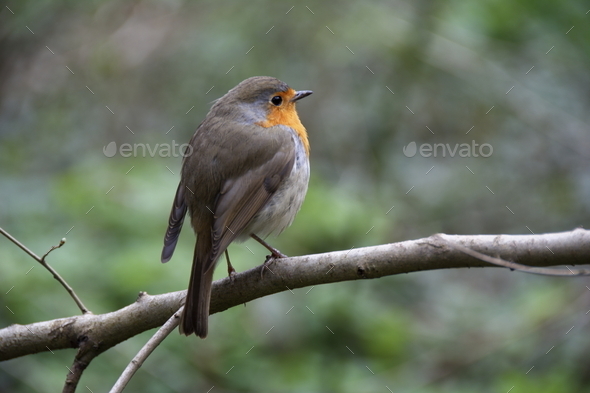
180, 235, 215, 338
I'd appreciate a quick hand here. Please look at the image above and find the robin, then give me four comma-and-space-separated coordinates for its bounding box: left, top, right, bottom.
161, 76, 312, 338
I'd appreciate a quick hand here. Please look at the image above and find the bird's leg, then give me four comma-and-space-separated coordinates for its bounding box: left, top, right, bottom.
251, 233, 287, 278
225, 249, 236, 282
251, 233, 287, 259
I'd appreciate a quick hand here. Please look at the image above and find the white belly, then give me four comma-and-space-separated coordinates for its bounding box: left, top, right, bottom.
240, 132, 310, 239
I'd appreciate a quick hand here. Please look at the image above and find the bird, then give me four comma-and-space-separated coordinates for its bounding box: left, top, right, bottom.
161, 76, 312, 338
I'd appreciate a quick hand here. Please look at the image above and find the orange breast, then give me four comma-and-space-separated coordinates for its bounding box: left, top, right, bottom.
256, 89, 310, 155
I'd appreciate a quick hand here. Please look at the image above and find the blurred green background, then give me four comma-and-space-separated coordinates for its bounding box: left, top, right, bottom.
1, 0, 590, 392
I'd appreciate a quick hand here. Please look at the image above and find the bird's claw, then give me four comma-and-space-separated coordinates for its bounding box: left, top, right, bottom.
260, 251, 287, 278
228, 268, 237, 283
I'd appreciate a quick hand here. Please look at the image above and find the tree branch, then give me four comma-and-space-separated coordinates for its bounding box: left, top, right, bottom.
63, 341, 99, 393
437, 234, 590, 276
0, 227, 90, 314
1, 229, 589, 362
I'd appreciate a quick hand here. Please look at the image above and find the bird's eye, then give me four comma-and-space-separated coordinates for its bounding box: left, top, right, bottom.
270, 96, 283, 106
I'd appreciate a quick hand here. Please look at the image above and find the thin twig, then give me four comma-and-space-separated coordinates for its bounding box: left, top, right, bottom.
109, 306, 183, 393
0, 226, 42, 261
0, 227, 90, 314
437, 234, 590, 276
42, 237, 66, 260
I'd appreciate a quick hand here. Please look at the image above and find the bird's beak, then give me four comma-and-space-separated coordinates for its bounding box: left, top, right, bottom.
291, 90, 313, 102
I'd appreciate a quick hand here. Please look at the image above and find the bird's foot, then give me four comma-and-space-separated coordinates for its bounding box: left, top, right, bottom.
228, 267, 237, 283
251, 233, 288, 278
260, 250, 288, 278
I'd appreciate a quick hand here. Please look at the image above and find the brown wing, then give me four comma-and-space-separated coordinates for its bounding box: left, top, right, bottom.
204, 142, 295, 272
161, 182, 187, 263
